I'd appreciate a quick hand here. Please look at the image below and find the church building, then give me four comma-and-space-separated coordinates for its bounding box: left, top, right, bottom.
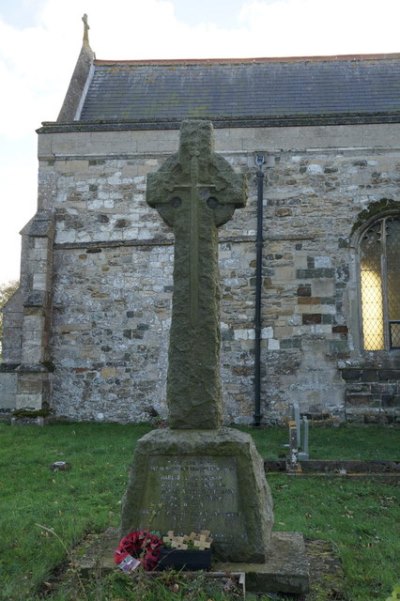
2, 20, 400, 424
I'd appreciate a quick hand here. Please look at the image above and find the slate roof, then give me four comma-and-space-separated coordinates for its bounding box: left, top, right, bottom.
78, 54, 400, 126
47, 53, 400, 130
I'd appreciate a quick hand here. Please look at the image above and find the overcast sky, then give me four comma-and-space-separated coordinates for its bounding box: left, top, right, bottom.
1, 0, 400, 284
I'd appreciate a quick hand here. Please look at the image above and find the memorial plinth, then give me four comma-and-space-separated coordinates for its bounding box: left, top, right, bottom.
121, 428, 273, 562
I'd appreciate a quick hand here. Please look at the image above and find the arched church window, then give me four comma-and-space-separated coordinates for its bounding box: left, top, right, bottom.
359, 215, 400, 350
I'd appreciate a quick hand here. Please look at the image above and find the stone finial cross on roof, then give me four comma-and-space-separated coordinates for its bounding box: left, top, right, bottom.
147, 120, 247, 429
82, 14, 90, 46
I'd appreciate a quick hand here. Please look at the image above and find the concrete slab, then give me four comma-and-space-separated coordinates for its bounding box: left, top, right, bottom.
215, 532, 309, 594
77, 528, 309, 595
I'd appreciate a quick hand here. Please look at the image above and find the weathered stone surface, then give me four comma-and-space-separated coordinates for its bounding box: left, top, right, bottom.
1, 287, 23, 365
146, 120, 246, 429
121, 122, 273, 575
4, 125, 400, 422
215, 532, 309, 594
121, 427, 274, 562
57, 40, 95, 123
0, 372, 17, 409
75, 528, 309, 595
80, 529, 362, 598
15, 367, 50, 411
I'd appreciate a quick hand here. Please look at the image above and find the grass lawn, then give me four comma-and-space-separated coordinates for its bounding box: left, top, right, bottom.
0, 422, 399, 600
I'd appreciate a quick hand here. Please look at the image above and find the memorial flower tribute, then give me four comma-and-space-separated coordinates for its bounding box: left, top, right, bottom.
114, 530, 162, 572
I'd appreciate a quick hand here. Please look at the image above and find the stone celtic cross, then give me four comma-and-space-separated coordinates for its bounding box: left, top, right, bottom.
147, 121, 246, 429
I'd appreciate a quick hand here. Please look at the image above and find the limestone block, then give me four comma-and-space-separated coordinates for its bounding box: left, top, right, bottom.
0, 373, 17, 409
28, 250, 48, 265
261, 326, 273, 339
306, 164, 324, 175
274, 326, 294, 338
274, 266, 295, 282
268, 339, 280, 351
22, 312, 44, 330
15, 393, 43, 410
312, 279, 335, 296
17, 375, 44, 394
32, 273, 48, 291
234, 328, 255, 340
314, 256, 332, 268
300, 304, 336, 315
294, 254, 309, 269
57, 160, 89, 174
21, 339, 44, 364
312, 324, 333, 335
55, 230, 77, 244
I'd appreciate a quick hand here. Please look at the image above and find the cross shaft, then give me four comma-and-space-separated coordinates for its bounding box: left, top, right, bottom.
146, 121, 246, 429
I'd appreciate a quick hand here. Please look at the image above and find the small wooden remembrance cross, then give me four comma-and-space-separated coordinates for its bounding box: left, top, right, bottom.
193, 534, 212, 550
147, 121, 246, 429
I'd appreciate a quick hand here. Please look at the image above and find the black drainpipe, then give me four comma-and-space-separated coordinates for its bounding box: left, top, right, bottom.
253, 153, 265, 427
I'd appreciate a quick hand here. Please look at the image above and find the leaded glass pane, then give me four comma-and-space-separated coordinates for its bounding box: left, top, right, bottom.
389, 322, 400, 349
360, 221, 384, 350
385, 217, 400, 322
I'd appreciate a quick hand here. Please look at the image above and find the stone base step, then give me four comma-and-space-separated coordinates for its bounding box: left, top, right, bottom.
214, 532, 309, 595
77, 528, 309, 595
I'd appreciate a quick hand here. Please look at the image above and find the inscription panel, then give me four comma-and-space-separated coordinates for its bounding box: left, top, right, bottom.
139, 455, 247, 546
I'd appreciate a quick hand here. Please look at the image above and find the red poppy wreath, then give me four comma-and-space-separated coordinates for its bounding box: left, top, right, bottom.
114, 530, 162, 571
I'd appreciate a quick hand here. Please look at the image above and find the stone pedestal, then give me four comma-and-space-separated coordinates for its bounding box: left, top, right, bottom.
121, 427, 274, 562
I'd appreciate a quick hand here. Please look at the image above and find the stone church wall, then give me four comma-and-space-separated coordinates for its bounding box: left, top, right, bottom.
2, 124, 400, 423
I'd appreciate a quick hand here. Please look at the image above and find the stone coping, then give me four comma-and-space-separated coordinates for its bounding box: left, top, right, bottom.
38, 111, 400, 134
